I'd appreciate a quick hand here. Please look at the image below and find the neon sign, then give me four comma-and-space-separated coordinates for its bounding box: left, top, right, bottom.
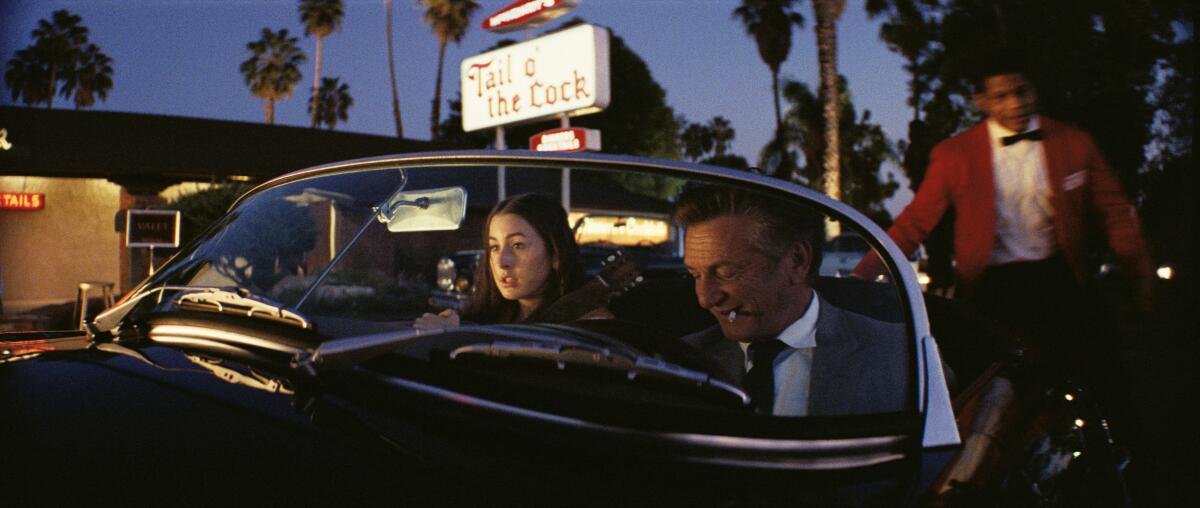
0, 192, 44, 210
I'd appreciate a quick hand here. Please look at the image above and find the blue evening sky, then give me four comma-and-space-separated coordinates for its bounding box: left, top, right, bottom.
1, 0, 916, 208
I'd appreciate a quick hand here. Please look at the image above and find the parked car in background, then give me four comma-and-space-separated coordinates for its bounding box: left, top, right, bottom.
1, 151, 1129, 506
821, 232, 931, 290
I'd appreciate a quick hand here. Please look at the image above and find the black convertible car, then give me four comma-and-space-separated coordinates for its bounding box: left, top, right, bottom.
0, 152, 1128, 506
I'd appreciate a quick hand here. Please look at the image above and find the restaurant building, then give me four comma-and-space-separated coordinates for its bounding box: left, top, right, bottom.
0, 106, 438, 322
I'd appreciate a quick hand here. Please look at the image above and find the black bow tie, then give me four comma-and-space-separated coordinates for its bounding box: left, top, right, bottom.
1001, 129, 1044, 146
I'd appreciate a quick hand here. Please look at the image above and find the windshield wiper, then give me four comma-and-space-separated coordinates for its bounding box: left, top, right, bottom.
449, 340, 750, 406
186, 354, 294, 394
175, 288, 311, 329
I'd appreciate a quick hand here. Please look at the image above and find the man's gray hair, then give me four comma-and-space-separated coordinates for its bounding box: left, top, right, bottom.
673, 185, 824, 280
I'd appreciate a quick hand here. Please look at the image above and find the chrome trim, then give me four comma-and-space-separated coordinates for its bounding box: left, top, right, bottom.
148, 337, 254, 355
367, 369, 908, 471
149, 324, 303, 354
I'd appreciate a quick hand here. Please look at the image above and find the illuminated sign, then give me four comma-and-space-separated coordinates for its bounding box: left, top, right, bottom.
126, 209, 181, 248
461, 23, 610, 132
482, 0, 578, 33
569, 213, 672, 247
0, 192, 43, 210
530, 127, 600, 152
0, 128, 12, 150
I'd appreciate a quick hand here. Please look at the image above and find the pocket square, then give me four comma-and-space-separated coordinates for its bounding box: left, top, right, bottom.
1063, 171, 1087, 191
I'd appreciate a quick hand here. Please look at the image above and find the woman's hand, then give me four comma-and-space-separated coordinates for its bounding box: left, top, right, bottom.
414, 309, 461, 330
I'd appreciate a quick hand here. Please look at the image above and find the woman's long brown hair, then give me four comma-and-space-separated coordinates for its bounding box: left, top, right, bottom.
461, 193, 585, 323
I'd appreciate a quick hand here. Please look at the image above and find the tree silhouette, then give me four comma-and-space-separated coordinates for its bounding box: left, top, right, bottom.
779, 76, 898, 224
239, 28, 307, 125
4, 48, 53, 106
419, 0, 480, 140
680, 117, 749, 170
4, 9, 112, 109
733, 0, 805, 136
384, 0, 404, 138
680, 121, 714, 162
708, 116, 735, 160
309, 76, 353, 130
813, 0, 846, 209
64, 44, 113, 109
299, 0, 344, 128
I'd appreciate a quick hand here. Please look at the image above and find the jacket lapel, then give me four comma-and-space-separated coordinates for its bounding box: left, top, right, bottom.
968, 123, 997, 256
1039, 119, 1071, 241
808, 298, 865, 416
688, 326, 746, 385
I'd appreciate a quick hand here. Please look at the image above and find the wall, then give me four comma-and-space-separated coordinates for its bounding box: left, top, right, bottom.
0, 176, 122, 313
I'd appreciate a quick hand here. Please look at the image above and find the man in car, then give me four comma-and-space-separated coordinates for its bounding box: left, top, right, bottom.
674, 186, 908, 416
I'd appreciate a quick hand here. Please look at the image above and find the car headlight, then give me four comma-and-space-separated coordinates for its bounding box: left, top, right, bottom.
436, 257, 456, 291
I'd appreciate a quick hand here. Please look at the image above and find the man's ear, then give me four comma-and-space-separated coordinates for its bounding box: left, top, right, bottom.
789, 241, 813, 284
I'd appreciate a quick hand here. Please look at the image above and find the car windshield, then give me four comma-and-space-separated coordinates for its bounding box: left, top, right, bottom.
133, 158, 918, 417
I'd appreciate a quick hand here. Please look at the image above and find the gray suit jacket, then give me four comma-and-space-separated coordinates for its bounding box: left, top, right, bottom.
680, 295, 909, 416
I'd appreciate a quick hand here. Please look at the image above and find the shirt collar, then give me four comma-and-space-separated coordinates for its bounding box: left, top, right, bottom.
776, 289, 819, 349
987, 115, 1041, 146
737, 289, 820, 361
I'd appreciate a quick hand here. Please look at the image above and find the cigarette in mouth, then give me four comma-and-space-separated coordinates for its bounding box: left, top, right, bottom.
727, 310, 737, 323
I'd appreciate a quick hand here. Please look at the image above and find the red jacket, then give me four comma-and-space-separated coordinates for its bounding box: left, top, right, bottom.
856, 117, 1152, 292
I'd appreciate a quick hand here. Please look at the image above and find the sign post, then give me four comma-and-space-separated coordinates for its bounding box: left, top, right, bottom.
125, 209, 181, 276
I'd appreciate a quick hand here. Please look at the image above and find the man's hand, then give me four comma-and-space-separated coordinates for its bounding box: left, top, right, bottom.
414, 308, 461, 330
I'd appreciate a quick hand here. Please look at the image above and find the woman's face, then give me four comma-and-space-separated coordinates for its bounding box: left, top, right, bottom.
488, 213, 555, 304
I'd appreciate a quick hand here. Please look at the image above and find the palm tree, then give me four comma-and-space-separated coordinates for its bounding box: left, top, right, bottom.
64, 44, 113, 109
733, 0, 805, 136
299, 0, 345, 128
32, 9, 88, 108
680, 122, 714, 162
309, 76, 353, 130
709, 116, 735, 160
419, 0, 480, 140
5, 9, 113, 109
4, 48, 53, 106
385, 0, 404, 138
814, 0, 846, 205
239, 28, 307, 125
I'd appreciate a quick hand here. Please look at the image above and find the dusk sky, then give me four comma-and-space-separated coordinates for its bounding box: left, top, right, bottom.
2, 0, 916, 207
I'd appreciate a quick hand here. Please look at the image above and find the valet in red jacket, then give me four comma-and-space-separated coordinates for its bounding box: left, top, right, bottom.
855, 65, 1153, 312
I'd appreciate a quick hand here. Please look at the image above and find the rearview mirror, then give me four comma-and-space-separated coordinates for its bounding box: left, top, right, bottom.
374, 186, 467, 233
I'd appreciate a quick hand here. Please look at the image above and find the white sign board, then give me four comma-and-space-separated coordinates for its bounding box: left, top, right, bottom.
461, 24, 610, 132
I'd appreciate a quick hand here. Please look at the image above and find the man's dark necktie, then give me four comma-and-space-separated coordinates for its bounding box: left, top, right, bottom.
1001, 129, 1043, 146
744, 339, 790, 414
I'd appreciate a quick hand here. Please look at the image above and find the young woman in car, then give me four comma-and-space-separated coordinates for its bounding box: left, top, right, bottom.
414, 193, 612, 329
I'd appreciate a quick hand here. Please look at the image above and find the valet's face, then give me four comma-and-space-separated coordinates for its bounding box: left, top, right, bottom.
975, 73, 1038, 132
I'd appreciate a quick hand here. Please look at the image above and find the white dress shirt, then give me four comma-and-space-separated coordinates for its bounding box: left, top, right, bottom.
739, 290, 819, 416
986, 116, 1057, 265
